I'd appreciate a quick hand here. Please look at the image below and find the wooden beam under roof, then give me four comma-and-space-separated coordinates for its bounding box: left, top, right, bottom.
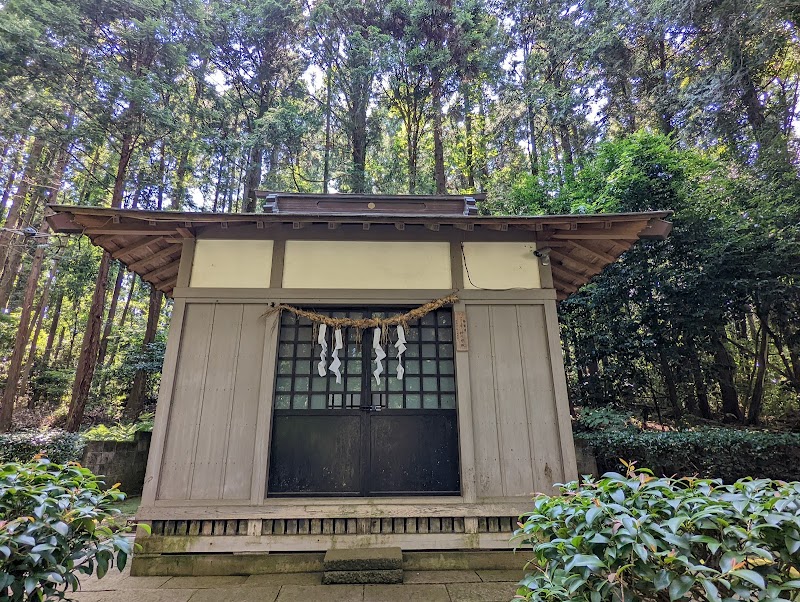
142, 261, 180, 283
551, 263, 589, 287
112, 236, 177, 260
549, 249, 598, 278
566, 240, 617, 264
127, 244, 182, 272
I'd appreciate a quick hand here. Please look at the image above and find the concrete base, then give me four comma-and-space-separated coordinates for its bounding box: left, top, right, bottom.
322, 569, 403, 584
131, 550, 525, 576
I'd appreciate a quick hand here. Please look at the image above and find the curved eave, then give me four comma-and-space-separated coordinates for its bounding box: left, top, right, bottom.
45, 205, 672, 299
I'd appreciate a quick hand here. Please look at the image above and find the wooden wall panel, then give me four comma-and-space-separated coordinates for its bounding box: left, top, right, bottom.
466, 302, 568, 499
223, 304, 269, 500
157, 303, 269, 502
517, 305, 566, 488
488, 306, 535, 496
189, 304, 244, 500
466, 305, 502, 498
157, 304, 214, 500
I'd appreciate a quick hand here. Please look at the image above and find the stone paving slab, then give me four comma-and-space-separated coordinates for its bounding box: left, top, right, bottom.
161, 576, 248, 588
364, 584, 450, 602
276, 584, 364, 602
244, 572, 323, 586
88, 590, 197, 602
446, 581, 520, 602
72, 570, 524, 601
476, 569, 527, 582
404, 570, 482, 584
187, 587, 280, 602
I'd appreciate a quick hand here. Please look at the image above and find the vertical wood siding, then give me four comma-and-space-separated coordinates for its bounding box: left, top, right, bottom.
157, 303, 269, 501
466, 303, 567, 497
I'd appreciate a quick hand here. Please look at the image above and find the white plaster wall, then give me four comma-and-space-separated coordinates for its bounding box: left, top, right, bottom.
461, 242, 540, 289
190, 239, 273, 287
282, 241, 452, 289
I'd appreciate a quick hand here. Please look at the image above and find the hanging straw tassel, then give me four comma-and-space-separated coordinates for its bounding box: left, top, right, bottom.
372, 327, 386, 385
395, 325, 407, 380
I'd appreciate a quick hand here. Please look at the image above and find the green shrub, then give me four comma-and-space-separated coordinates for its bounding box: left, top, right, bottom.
515, 464, 800, 602
576, 428, 800, 482
575, 407, 636, 433
83, 413, 155, 442
0, 460, 136, 601
0, 431, 85, 465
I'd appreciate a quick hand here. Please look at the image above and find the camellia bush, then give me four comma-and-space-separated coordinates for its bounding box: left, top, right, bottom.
0, 460, 137, 601
515, 462, 800, 601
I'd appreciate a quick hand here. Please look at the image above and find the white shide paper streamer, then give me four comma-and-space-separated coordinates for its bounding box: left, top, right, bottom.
394, 325, 406, 380
316, 323, 328, 377
372, 327, 386, 385
329, 328, 343, 383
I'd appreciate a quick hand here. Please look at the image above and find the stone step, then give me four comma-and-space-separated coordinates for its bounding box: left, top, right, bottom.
323, 547, 403, 572
322, 569, 403, 584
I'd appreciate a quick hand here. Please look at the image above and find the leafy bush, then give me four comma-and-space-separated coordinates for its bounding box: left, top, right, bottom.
576, 428, 800, 482
83, 413, 155, 442
0, 460, 136, 601
29, 370, 72, 407
0, 431, 85, 465
515, 464, 800, 602
575, 407, 636, 433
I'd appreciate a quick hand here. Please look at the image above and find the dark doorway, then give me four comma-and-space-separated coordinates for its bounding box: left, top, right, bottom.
267, 307, 461, 497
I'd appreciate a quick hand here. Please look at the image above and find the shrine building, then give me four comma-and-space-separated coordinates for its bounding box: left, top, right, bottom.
46, 193, 671, 575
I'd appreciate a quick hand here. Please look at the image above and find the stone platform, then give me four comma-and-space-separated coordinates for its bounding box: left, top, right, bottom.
71, 565, 527, 601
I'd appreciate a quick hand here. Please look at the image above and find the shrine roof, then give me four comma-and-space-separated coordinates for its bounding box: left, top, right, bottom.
45, 195, 672, 300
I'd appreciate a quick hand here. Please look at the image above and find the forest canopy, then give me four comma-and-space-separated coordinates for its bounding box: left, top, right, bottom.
0, 0, 797, 432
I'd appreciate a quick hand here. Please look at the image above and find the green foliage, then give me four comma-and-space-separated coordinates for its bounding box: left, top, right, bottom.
515, 465, 800, 602
0, 431, 85, 465
0, 460, 135, 601
576, 429, 800, 483
29, 371, 72, 407
574, 407, 636, 433
83, 413, 155, 442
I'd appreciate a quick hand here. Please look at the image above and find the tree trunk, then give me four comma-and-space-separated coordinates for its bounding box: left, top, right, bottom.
41, 290, 63, 367
658, 350, 681, 418
0, 141, 25, 221
0, 137, 44, 268
173, 67, 205, 209
690, 350, 712, 419
463, 85, 476, 189
711, 327, 743, 421
0, 222, 48, 431
124, 287, 163, 420
22, 260, 56, 408
0, 131, 72, 310
242, 144, 262, 212
53, 326, 66, 366
323, 66, 333, 194
432, 77, 446, 194
746, 307, 771, 425
65, 132, 134, 431
104, 276, 136, 371
97, 262, 124, 369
